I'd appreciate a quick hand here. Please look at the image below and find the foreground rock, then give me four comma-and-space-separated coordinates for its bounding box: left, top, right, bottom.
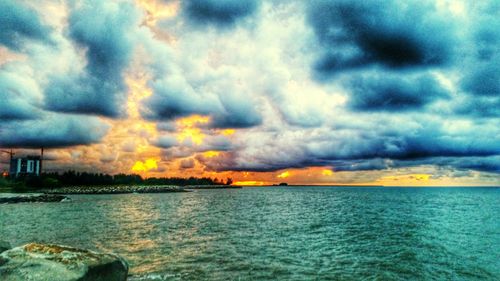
0, 243, 128, 281
0, 194, 68, 204
43, 185, 189, 194
0, 241, 10, 253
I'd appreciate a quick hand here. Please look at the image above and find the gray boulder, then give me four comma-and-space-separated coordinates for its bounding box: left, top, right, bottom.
0, 243, 128, 281
0, 241, 11, 253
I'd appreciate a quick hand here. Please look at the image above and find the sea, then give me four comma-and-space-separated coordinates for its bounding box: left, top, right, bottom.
1, 186, 499, 280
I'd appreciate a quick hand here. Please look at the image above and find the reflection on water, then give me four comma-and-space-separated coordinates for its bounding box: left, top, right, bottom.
0, 187, 499, 280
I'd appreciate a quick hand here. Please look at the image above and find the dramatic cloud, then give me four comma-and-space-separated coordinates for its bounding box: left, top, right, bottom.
0, 114, 109, 148
308, 0, 457, 75
45, 0, 140, 117
453, 156, 500, 174
0, 0, 52, 50
199, 114, 500, 175
0, 0, 498, 185
183, 0, 259, 27
453, 2, 500, 118
462, 59, 499, 97
140, 21, 263, 129
346, 72, 449, 111
0, 64, 43, 120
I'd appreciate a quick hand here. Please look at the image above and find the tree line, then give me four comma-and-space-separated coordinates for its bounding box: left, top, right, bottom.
2, 171, 233, 189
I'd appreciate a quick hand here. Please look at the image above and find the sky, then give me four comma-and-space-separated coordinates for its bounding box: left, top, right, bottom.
0, 0, 499, 186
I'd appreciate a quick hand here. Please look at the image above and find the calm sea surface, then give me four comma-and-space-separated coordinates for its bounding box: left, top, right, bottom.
1, 186, 499, 280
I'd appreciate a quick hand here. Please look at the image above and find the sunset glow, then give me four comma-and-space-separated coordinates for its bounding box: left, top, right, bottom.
132, 158, 159, 172
1, 2, 497, 280
0, 0, 498, 187
136, 0, 179, 26
176, 115, 210, 145
233, 181, 267, 186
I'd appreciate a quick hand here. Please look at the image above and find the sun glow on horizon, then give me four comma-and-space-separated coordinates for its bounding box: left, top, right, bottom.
277, 171, 291, 178
322, 169, 334, 176
233, 181, 267, 186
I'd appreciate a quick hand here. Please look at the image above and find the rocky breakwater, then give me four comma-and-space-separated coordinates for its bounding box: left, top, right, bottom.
43, 185, 189, 194
0, 243, 128, 281
0, 194, 69, 204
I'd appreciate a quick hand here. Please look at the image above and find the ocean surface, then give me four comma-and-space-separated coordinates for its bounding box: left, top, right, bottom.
1, 186, 499, 280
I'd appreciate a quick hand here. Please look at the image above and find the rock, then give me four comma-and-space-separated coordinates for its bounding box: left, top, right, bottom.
0, 241, 11, 253
0, 243, 128, 281
0, 194, 68, 204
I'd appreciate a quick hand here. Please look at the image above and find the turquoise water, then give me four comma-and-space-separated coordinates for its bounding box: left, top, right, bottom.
1, 186, 499, 280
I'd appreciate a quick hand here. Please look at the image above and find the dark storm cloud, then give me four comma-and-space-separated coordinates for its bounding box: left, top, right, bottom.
453, 156, 500, 174
307, 0, 456, 76
198, 135, 233, 151
0, 0, 52, 50
460, 17, 499, 98
44, 1, 139, 117
455, 6, 500, 117
183, 0, 259, 27
330, 159, 391, 172
470, 1, 500, 62
0, 64, 42, 120
346, 73, 449, 111
198, 115, 500, 174
209, 95, 262, 128
395, 156, 500, 174
307, 123, 500, 161
454, 95, 500, 118
462, 60, 499, 97
0, 115, 109, 148
0, 98, 37, 121
144, 96, 262, 128
143, 80, 262, 129
142, 86, 212, 120
154, 135, 178, 149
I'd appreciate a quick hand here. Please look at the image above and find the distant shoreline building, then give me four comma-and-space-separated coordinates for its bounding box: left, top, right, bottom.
9, 156, 42, 177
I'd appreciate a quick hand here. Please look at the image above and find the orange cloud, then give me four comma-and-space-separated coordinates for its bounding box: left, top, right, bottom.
203, 150, 220, 158
220, 129, 235, 136
136, 0, 179, 26
132, 158, 159, 172
176, 115, 210, 145
69, 73, 164, 177
376, 173, 436, 186
277, 171, 290, 178
322, 169, 334, 176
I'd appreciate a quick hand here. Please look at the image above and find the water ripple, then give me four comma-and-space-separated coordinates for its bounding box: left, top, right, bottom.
1, 187, 498, 280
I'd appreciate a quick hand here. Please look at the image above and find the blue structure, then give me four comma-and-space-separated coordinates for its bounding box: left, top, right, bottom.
10, 156, 42, 177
